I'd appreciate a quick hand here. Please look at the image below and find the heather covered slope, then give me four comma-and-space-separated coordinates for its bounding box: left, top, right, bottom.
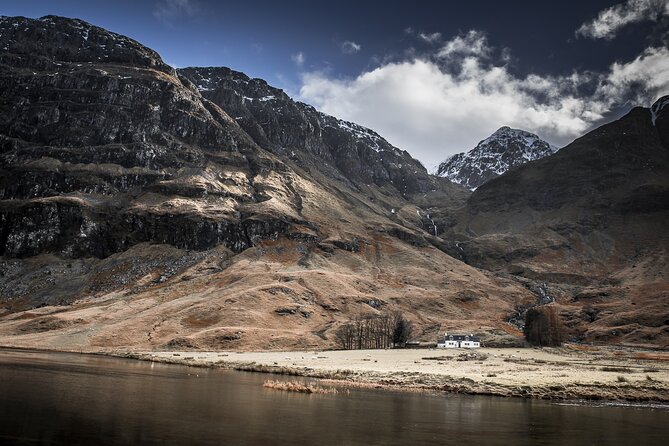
441, 102, 669, 346
0, 238, 532, 351
450, 106, 669, 273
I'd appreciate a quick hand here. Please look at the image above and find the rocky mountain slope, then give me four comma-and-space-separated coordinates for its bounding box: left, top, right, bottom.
178, 67, 457, 198
440, 99, 669, 345
0, 16, 666, 351
435, 127, 558, 190
0, 16, 530, 351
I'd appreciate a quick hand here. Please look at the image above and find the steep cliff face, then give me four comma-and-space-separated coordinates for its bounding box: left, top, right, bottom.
178, 67, 456, 197
177, 67, 471, 239
0, 16, 311, 260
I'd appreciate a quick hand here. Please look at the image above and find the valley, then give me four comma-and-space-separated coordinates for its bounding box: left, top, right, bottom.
0, 15, 667, 355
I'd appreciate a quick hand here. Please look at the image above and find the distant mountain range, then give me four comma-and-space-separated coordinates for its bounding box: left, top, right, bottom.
0, 15, 667, 351
435, 127, 558, 190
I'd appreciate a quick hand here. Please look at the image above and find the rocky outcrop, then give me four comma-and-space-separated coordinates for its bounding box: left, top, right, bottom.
435, 126, 557, 190
652, 95, 669, 148
178, 67, 452, 196
0, 16, 309, 259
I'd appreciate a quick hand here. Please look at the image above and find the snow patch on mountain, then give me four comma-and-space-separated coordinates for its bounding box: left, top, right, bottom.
320, 115, 388, 152
651, 95, 669, 125
435, 126, 558, 190
179, 66, 406, 158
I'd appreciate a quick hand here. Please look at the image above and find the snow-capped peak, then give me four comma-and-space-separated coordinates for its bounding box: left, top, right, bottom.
435, 127, 558, 190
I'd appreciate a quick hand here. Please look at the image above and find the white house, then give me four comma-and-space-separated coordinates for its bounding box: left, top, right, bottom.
437, 333, 481, 349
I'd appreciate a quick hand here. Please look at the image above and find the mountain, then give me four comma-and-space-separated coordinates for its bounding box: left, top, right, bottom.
0, 15, 666, 351
439, 99, 669, 346
177, 66, 473, 237
0, 16, 530, 351
435, 126, 558, 190
178, 67, 454, 197
0, 15, 298, 259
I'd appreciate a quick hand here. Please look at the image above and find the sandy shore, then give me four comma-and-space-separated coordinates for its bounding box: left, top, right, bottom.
121, 346, 669, 403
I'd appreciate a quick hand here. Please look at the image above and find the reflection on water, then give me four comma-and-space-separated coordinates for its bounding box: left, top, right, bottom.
0, 349, 667, 445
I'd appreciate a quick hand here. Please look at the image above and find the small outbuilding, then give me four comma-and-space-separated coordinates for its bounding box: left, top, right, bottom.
436, 333, 481, 349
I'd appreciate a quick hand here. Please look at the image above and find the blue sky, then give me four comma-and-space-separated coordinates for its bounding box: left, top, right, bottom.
3, 0, 668, 166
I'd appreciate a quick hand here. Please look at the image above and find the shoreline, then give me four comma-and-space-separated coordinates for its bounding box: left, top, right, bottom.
2, 344, 667, 404
113, 346, 669, 404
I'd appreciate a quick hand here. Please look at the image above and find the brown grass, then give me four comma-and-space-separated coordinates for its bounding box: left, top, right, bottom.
318, 379, 428, 393
498, 324, 523, 337
181, 314, 221, 328
633, 352, 669, 362
566, 344, 600, 352
11, 312, 40, 320
263, 379, 339, 394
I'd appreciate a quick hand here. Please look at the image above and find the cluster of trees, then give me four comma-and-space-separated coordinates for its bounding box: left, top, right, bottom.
524, 305, 564, 346
334, 312, 414, 350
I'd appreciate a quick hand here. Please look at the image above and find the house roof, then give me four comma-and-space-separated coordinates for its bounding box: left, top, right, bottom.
444, 334, 481, 342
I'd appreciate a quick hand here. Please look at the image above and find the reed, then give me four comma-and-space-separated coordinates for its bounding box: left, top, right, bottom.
263, 379, 338, 394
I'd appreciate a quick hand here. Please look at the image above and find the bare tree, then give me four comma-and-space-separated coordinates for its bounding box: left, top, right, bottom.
334, 323, 355, 350
334, 311, 413, 350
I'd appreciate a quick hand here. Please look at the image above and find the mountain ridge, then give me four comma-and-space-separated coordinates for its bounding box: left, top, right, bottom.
438, 102, 669, 345
178, 66, 463, 199
435, 126, 558, 190
0, 15, 530, 352
0, 15, 667, 350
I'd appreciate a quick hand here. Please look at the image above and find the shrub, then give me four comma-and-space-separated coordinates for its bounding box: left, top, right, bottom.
601, 366, 632, 373
523, 305, 564, 347
391, 312, 414, 347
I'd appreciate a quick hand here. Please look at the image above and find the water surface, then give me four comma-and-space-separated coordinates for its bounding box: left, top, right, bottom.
0, 348, 667, 445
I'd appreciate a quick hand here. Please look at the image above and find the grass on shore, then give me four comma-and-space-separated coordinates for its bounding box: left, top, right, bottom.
263, 379, 339, 395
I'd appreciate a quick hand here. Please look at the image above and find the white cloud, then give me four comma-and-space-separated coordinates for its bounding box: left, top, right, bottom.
595, 46, 669, 104
341, 41, 362, 54
298, 32, 669, 168
437, 30, 490, 60
291, 51, 306, 66
576, 0, 669, 39
418, 32, 442, 43
153, 0, 199, 26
